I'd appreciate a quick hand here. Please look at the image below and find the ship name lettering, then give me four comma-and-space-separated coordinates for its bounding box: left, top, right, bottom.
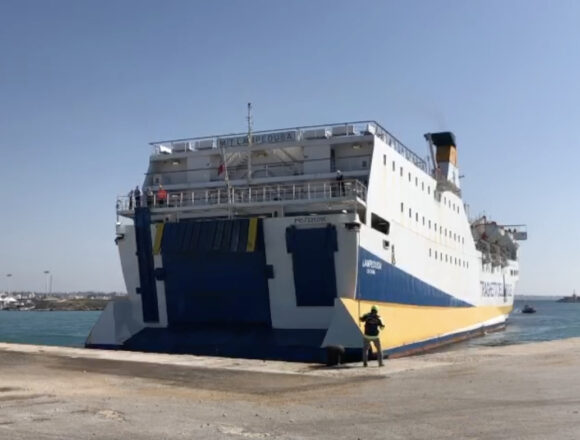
480, 281, 513, 298
218, 131, 296, 148
362, 259, 382, 275
294, 216, 327, 224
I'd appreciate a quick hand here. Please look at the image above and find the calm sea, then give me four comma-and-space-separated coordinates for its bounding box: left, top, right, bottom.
0, 300, 578, 349
0, 311, 100, 347
466, 299, 580, 347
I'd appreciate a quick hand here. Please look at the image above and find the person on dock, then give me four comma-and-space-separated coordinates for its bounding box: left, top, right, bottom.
360, 305, 385, 367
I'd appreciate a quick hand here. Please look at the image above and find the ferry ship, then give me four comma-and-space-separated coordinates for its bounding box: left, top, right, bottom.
86, 119, 527, 362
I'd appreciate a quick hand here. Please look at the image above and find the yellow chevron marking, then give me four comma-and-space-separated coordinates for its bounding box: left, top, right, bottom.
246, 218, 258, 252
153, 223, 165, 255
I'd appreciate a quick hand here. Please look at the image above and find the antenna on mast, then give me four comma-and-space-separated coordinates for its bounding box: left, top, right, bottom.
247, 102, 253, 182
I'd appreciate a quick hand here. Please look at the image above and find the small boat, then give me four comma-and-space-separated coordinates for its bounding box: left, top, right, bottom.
522, 304, 536, 314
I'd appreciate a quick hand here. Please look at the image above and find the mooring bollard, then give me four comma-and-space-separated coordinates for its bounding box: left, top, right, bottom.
326, 345, 345, 366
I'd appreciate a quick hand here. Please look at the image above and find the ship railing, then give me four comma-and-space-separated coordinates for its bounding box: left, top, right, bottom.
117, 179, 366, 213
150, 120, 428, 174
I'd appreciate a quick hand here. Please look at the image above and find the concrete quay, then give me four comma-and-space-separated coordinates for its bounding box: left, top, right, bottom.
0, 338, 579, 439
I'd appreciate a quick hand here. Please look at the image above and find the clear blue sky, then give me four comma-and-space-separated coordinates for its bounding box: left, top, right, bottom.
1, 0, 578, 294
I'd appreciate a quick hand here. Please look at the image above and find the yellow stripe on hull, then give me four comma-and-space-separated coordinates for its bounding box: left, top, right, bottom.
246, 218, 258, 252
323, 298, 513, 352
153, 223, 165, 255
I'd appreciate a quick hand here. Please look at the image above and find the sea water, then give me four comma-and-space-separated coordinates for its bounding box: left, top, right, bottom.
467, 299, 580, 347
0, 300, 578, 349
0, 311, 100, 347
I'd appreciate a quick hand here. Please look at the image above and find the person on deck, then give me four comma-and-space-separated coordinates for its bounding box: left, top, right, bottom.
134, 186, 141, 208
146, 187, 154, 207
128, 189, 134, 210
156, 184, 167, 206
336, 170, 345, 196
360, 305, 385, 367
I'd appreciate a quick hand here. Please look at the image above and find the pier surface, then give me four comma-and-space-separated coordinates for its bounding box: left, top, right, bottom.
0, 339, 579, 439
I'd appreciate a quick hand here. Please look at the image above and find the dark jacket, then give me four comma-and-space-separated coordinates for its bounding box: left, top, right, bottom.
360, 312, 385, 337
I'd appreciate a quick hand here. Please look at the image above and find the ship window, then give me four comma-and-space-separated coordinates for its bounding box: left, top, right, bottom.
409, 208, 412, 218
408, 172, 411, 182
415, 177, 418, 186
428, 187, 431, 195
401, 202, 404, 213
371, 213, 390, 235
429, 248, 432, 257
383, 154, 386, 166
400, 166, 403, 176
422, 216, 425, 226
421, 182, 424, 191
434, 222, 437, 231
392, 161, 395, 171
428, 220, 431, 229
362, 160, 368, 168
434, 250, 438, 258
440, 226, 442, 234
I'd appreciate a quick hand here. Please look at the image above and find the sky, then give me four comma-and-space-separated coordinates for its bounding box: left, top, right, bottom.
0, 0, 578, 295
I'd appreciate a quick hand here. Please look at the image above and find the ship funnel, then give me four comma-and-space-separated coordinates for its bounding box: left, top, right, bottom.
425, 131, 460, 189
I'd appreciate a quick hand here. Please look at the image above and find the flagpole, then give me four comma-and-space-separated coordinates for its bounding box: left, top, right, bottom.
247, 102, 253, 184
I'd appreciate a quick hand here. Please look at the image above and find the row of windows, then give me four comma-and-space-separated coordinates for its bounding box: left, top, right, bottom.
429, 248, 470, 268
400, 202, 465, 245
383, 153, 462, 213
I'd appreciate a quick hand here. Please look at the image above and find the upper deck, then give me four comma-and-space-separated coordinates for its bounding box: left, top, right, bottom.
118, 121, 429, 220
145, 121, 427, 188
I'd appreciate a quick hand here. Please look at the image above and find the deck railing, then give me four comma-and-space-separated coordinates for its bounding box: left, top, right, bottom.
118, 179, 367, 212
